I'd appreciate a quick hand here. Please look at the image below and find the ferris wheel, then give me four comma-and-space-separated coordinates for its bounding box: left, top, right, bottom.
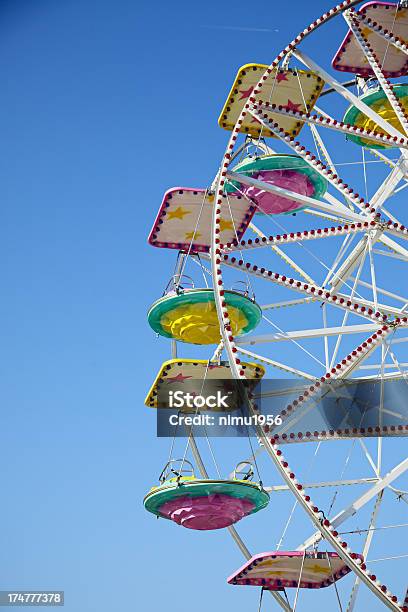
144, 2, 408, 610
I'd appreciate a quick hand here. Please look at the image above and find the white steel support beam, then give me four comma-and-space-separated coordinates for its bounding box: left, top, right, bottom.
347, 492, 384, 612
373, 248, 408, 262
235, 323, 380, 345
350, 277, 408, 306
369, 162, 407, 213
208, 252, 389, 322
336, 293, 404, 317
359, 361, 408, 370
380, 234, 408, 259
267, 478, 379, 492
221, 222, 373, 253
298, 457, 408, 551
261, 297, 316, 310
249, 222, 316, 285
330, 236, 369, 292
236, 346, 315, 379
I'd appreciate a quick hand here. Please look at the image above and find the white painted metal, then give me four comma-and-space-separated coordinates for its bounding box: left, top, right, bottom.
261, 297, 316, 310
249, 222, 316, 284
266, 478, 379, 492
346, 492, 384, 612
227, 169, 367, 221
298, 458, 408, 551
235, 323, 380, 345
237, 346, 315, 379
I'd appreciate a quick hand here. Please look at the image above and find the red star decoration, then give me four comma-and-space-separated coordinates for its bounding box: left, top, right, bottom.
284, 99, 302, 112
276, 72, 289, 83
239, 86, 254, 100
250, 116, 261, 124
167, 372, 192, 383
208, 364, 221, 370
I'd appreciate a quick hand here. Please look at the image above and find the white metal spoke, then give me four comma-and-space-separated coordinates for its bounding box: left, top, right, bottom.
329, 247, 367, 369
249, 222, 316, 284
380, 233, 408, 259
304, 207, 350, 223
227, 169, 366, 221
236, 346, 315, 379
235, 323, 380, 345
359, 360, 408, 370
359, 439, 380, 478
350, 276, 408, 306
298, 458, 408, 551
373, 247, 408, 263
261, 297, 316, 310
323, 303, 330, 370
221, 220, 374, 252
267, 478, 379, 492
218, 253, 388, 322
369, 160, 406, 213
346, 492, 384, 612
368, 236, 378, 311
261, 311, 326, 368
354, 370, 408, 380
330, 235, 370, 292
323, 233, 357, 287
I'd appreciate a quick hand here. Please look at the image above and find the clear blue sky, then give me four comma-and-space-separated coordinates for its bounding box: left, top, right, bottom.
1, 1, 407, 610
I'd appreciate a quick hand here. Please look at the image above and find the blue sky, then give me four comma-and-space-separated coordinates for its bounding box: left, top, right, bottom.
1, 1, 408, 610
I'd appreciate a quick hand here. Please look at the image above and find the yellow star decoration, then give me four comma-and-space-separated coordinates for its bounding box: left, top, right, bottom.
207, 194, 215, 203
219, 218, 234, 231
307, 563, 331, 576
360, 27, 372, 39
396, 9, 408, 21
259, 560, 281, 567
167, 206, 191, 221
185, 231, 202, 240
395, 10, 408, 41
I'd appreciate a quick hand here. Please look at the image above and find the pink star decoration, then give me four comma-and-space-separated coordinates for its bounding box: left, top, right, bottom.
239, 86, 254, 100
284, 99, 302, 112
276, 72, 289, 83
167, 372, 192, 383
